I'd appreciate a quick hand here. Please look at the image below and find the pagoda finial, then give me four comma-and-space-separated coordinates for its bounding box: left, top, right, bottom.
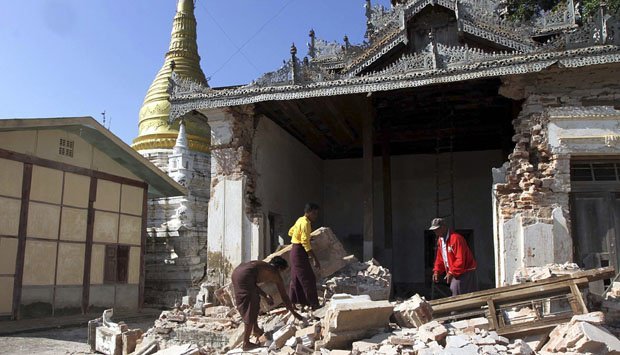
290, 43, 298, 84
290, 43, 298, 57
133, 0, 210, 153
308, 29, 316, 58
177, 0, 194, 13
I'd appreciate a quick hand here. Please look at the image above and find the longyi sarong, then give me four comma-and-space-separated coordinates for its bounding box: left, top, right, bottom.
288, 244, 319, 308
449, 270, 477, 296
231, 261, 260, 325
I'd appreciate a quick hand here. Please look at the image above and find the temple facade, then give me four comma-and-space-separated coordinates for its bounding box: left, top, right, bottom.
141, 0, 620, 299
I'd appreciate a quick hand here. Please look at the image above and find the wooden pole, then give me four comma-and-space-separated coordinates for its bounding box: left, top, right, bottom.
382, 138, 393, 251
363, 93, 375, 262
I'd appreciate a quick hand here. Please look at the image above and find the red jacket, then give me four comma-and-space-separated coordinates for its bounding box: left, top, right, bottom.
433, 231, 477, 277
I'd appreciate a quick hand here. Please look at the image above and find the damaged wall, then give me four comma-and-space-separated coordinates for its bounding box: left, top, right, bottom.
324, 150, 503, 288
204, 106, 264, 288
252, 116, 325, 255
494, 63, 620, 286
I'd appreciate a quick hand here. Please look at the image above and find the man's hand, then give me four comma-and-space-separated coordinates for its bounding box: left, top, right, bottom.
265, 294, 274, 306
446, 273, 453, 284
432, 273, 439, 283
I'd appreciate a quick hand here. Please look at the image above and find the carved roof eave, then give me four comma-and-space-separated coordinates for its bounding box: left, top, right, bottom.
460, 20, 538, 52
168, 45, 620, 122
344, 30, 408, 76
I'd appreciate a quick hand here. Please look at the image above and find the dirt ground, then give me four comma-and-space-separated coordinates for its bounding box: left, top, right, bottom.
0, 319, 156, 355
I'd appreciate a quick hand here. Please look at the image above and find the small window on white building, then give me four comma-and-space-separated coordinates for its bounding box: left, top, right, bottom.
59, 138, 74, 157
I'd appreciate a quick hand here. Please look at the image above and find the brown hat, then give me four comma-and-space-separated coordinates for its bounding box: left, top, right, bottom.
429, 218, 445, 230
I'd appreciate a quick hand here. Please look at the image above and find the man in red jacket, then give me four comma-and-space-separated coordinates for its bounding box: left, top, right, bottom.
430, 218, 478, 296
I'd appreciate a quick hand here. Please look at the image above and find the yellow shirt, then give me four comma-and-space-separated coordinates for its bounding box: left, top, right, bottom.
289, 216, 312, 252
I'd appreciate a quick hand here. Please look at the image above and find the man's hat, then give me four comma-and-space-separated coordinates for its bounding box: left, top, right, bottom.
429, 218, 445, 230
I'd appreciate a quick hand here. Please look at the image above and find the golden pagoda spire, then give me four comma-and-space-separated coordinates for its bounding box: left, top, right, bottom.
132, 0, 210, 153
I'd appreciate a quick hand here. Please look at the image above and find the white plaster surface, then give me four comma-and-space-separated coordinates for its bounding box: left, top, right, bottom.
252, 117, 324, 256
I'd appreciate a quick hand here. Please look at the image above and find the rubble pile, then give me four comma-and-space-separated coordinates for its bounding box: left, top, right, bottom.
540, 312, 620, 354
88, 225, 620, 354
321, 258, 392, 301
512, 262, 582, 284
140, 306, 238, 351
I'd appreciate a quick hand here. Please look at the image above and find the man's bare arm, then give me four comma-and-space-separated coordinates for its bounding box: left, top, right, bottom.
273, 274, 303, 320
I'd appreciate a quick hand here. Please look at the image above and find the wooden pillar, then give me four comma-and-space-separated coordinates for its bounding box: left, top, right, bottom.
12, 163, 32, 320
363, 93, 375, 261
81, 177, 98, 314
382, 139, 393, 251
138, 186, 148, 310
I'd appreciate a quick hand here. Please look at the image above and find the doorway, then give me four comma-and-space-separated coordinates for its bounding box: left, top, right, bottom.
570, 161, 620, 294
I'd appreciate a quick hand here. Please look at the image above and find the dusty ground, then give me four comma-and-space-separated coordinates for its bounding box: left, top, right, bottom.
0, 319, 156, 355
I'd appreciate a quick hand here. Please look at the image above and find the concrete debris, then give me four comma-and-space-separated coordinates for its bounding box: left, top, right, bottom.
92, 309, 146, 355
417, 321, 448, 343
541, 316, 620, 354
321, 296, 394, 349
512, 262, 581, 284
124, 223, 620, 355
392, 294, 433, 328
321, 258, 392, 301
270, 324, 297, 350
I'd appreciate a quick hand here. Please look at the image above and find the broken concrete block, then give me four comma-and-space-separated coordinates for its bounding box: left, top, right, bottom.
321, 299, 393, 349
509, 339, 534, 355
88, 318, 102, 351
481, 345, 499, 354
447, 344, 480, 355
122, 329, 143, 355
294, 344, 313, 355
446, 334, 471, 348
377, 344, 399, 355
572, 322, 620, 354
296, 324, 319, 348
571, 311, 605, 325
96, 326, 122, 355
203, 305, 231, 318
132, 340, 158, 355
393, 294, 433, 328
388, 335, 415, 346
271, 324, 297, 350
276, 346, 295, 355
417, 321, 448, 343
488, 331, 509, 345
284, 335, 297, 348
521, 333, 547, 352
351, 333, 391, 353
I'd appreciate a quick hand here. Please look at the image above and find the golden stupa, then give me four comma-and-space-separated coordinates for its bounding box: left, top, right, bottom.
132, 0, 210, 153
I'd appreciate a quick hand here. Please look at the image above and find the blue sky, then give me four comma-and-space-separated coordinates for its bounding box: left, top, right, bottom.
0, 0, 392, 144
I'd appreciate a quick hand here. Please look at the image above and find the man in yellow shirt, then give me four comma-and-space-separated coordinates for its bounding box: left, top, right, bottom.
288, 203, 321, 309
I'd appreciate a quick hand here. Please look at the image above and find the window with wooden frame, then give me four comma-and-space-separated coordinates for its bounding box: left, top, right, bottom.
104, 245, 130, 284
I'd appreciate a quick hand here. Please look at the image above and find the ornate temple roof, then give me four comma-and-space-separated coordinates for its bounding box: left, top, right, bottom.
168, 0, 620, 121
133, 0, 210, 153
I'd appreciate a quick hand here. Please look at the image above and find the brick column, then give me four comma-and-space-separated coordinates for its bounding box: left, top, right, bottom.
204, 106, 264, 287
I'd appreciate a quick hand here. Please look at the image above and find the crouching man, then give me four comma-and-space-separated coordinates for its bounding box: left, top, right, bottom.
231, 256, 303, 351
